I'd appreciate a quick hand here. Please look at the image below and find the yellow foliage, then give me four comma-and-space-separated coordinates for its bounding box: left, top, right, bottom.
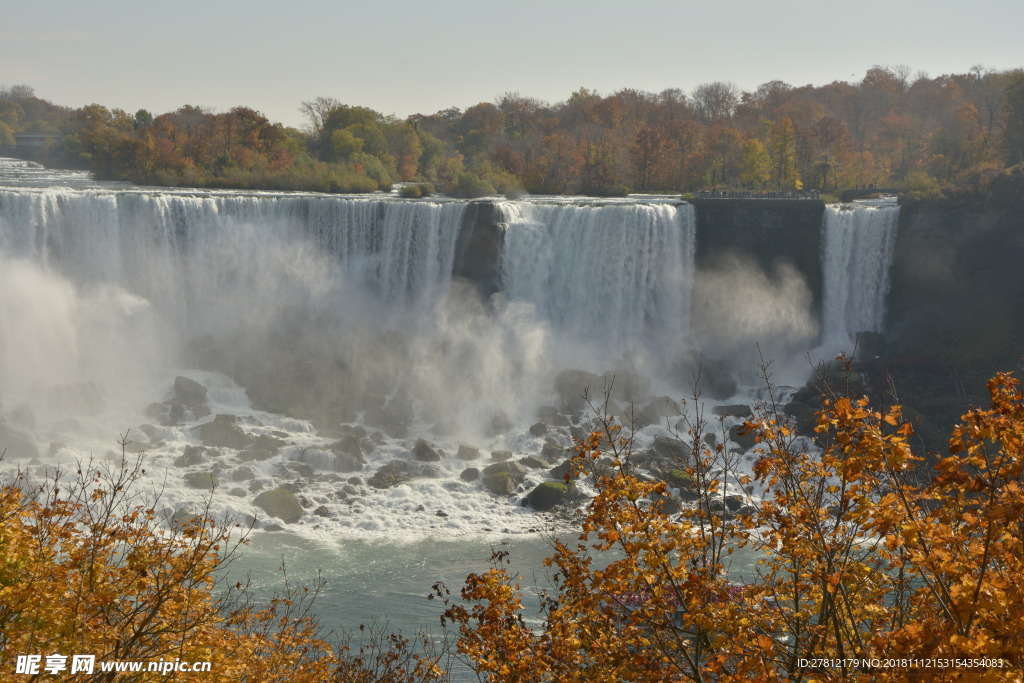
437, 366, 1024, 681
0, 448, 447, 682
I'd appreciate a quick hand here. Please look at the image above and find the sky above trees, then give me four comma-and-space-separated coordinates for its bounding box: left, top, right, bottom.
1, 0, 1021, 129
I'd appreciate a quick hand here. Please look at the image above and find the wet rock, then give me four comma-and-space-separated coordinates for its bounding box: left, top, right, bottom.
368, 460, 415, 489
482, 461, 525, 496
491, 450, 513, 462
231, 466, 255, 481
652, 436, 691, 461
529, 421, 548, 436
253, 488, 304, 524
365, 395, 414, 437
199, 414, 254, 450
554, 369, 600, 410
600, 370, 651, 404
237, 448, 275, 463
174, 445, 208, 467
435, 510, 449, 518
518, 455, 549, 469
643, 396, 680, 421
536, 405, 570, 427
664, 468, 696, 489
526, 481, 570, 511
337, 424, 367, 439
456, 444, 480, 461
487, 411, 514, 437
725, 495, 744, 512
413, 438, 441, 462
332, 452, 364, 472
541, 442, 568, 461
460, 467, 480, 482
670, 350, 737, 400
549, 460, 575, 481
173, 376, 208, 407
184, 472, 219, 490
420, 463, 443, 478
712, 404, 753, 418
728, 424, 758, 451
329, 434, 362, 459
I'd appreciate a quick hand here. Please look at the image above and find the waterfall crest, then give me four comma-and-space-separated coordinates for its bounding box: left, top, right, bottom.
820, 202, 899, 344
497, 201, 696, 359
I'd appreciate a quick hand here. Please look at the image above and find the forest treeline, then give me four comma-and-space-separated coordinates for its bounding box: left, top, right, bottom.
2, 64, 1023, 198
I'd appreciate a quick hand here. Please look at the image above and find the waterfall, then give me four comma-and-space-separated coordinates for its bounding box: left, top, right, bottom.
497, 201, 696, 360
820, 202, 899, 344
0, 189, 466, 336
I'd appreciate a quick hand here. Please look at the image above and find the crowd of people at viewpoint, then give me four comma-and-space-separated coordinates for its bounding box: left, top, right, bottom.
695, 189, 821, 199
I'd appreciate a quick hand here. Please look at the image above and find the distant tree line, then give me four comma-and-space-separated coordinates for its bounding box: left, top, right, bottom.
2, 64, 1023, 198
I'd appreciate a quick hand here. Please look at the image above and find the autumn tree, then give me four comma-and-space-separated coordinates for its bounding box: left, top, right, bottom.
691, 81, 739, 125
739, 138, 771, 188
0, 446, 450, 681
438, 365, 1024, 681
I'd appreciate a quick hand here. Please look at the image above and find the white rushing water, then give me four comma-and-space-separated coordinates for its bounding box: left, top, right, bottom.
498, 200, 695, 358
820, 200, 900, 347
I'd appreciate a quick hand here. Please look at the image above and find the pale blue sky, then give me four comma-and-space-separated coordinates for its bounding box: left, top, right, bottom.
2, 0, 1021, 128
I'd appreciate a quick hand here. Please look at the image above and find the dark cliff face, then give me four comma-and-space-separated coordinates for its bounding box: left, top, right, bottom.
452, 201, 503, 299
690, 199, 826, 358
887, 200, 1024, 397
691, 199, 826, 308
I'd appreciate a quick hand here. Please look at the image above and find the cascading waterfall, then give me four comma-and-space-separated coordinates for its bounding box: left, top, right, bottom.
820, 201, 900, 345
0, 189, 466, 336
498, 200, 696, 361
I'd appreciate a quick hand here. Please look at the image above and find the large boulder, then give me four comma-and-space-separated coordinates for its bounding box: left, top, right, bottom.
173, 376, 208, 407
368, 460, 415, 489
712, 404, 753, 418
670, 350, 737, 400
554, 369, 601, 410
600, 370, 651, 404
652, 436, 691, 462
728, 424, 758, 451
640, 396, 681, 426
199, 414, 254, 450
174, 445, 208, 467
482, 461, 525, 496
253, 488, 304, 524
526, 481, 571, 511
184, 472, 219, 490
456, 444, 480, 460
242, 434, 285, 462
413, 438, 441, 462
